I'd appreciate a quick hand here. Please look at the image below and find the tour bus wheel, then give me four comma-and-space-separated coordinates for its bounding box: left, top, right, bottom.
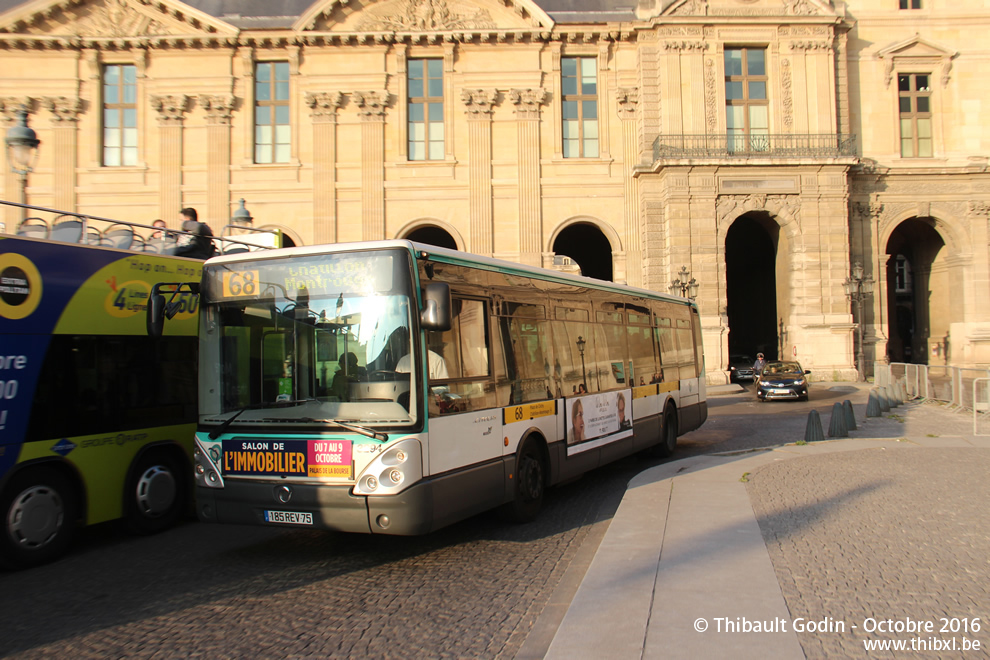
123, 449, 186, 535
0, 467, 77, 570
500, 439, 547, 524
652, 406, 678, 459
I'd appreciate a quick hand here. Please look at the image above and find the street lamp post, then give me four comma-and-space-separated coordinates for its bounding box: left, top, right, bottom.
668, 265, 699, 300
576, 335, 587, 391
231, 198, 253, 225
5, 106, 41, 222
844, 262, 874, 382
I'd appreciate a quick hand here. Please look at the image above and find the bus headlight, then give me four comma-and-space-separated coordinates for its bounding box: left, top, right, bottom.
353, 438, 422, 496
194, 437, 225, 489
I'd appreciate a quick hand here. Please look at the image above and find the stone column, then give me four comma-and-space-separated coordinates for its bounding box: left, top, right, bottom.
150, 94, 189, 222
618, 87, 640, 287
462, 89, 497, 257
509, 88, 547, 268
42, 97, 83, 212
306, 92, 343, 245
354, 91, 388, 241
199, 95, 235, 227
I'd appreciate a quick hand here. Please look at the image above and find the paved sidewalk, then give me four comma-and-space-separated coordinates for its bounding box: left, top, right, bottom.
544, 399, 990, 659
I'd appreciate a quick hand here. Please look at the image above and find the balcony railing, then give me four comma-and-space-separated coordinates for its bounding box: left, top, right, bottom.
652, 133, 857, 161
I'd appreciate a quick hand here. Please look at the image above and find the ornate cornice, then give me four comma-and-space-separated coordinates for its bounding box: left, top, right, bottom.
663, 41, 709, 52
353, 91, 389, 118
199, 94, 236, 125
306, 91, 344, 122
461, 89, 498, 116
0, 96, 33, 122
150, 94, 189, 125
42, 95, 83, 122
789, 40, 833, 52
508, 88, 547, 119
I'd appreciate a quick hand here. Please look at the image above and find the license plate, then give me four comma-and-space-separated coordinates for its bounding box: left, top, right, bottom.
772, 388, 791, 394
264, 510, 313, 525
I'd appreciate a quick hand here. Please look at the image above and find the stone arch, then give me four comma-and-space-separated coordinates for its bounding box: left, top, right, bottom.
395, 217, 466, 251
879, 209, 968, 365
546, 216, 623, 255
715, 195, 803, 365
264, 224, 301, 248
547, 216, 622, 282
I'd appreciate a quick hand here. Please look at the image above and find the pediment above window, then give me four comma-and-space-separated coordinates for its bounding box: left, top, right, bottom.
876, 34, 958, 87
0, 0, 237, 38
293, 0, 553, 32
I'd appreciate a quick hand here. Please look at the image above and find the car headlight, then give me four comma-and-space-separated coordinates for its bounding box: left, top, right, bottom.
793, 379, 805, 386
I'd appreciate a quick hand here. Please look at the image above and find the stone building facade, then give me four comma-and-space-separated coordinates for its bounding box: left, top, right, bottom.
1, 0, 988, 382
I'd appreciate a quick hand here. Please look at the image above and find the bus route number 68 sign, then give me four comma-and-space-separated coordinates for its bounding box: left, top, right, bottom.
223, 270, 260, 298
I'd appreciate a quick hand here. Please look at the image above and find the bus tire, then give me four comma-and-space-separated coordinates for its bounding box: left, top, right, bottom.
0, 467, 77, 569
501, 438, 547, 524
123, 448, 186, 535
652, 405, 678, 458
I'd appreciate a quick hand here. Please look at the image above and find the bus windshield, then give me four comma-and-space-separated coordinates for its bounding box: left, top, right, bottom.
199, 248, 418, 429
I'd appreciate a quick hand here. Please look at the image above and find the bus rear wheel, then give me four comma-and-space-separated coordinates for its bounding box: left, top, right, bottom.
123, 450, 186, 535
0, 467, 77, 569
501, 440, 547, 523
651, 406, 678, 458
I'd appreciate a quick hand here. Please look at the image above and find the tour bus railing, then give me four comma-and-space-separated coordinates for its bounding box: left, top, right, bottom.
2, 199, 279, 254
874, 362, 990, 428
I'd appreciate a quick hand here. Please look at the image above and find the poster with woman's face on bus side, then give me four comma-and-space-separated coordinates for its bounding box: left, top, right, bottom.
565, 389, 633, 454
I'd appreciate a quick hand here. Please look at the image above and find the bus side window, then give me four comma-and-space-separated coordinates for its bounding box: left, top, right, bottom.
429, 298, 494, 416
497, 301, 550, 405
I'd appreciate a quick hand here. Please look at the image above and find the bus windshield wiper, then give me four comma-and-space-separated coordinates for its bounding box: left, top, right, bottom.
207, 399, 318, 439
258, 417, 388, 442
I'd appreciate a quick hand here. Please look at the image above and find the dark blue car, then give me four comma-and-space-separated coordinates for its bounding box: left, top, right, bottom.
756, 361, 811, 401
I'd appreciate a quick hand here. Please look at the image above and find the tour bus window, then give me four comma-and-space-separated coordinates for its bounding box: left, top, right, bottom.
29, 335, 197, 440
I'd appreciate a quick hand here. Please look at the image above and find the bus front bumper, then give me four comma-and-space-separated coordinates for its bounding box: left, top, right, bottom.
196, 479, 438, 536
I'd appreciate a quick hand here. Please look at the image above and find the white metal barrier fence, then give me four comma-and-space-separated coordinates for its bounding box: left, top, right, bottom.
875, 362, 990, 435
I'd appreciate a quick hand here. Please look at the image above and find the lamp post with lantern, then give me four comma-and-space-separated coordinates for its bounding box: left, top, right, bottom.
576, 335, 587, 391
668, 265, 699, 300
5, 105, 40, 222
844, 262, 874, 381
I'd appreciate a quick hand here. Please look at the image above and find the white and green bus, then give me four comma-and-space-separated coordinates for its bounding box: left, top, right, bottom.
165, 241, 707, 534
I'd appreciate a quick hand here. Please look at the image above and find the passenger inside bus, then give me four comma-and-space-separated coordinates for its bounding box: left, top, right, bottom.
330, 352, 365, 401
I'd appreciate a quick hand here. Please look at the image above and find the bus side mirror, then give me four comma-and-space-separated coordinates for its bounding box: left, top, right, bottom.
147, 292, 166, 337
420, 282, 451, 331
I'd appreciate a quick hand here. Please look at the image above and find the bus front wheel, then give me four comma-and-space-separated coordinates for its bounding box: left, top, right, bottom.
0, 467, 77, 569
124, 450, 186, 535
501, 439, 547, 524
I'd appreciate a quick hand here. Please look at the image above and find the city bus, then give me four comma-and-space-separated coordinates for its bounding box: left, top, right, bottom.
167, 241, 707, 535
0, 202, 279, 568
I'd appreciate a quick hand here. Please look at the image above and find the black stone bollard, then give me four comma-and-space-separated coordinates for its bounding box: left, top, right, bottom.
805, 409, 825, 443
842, 399, 857, 431
866, 390, 882, 417
828, 401, 849, 437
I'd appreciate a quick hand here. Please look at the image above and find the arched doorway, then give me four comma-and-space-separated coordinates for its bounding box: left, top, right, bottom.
404, 225, 457, 250
725, 212, 779, 360
885, 217, 945, 364
552, 222, 613, 281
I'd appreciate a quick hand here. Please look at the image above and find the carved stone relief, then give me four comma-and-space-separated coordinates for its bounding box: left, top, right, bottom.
199, 95, 236, 125
150, 94, 189, 124
616, 87, 638, 119
71, 0, 173, 38
704, 58, 717, 133
0, 97, 33, 122
508, 88, 547, 119
356, 0, 495, 31
353, 91, 390, 117
716, 194, 802, 226
781, 59, 793, 129
461, 89, 498, 115
306, 91, 344, 120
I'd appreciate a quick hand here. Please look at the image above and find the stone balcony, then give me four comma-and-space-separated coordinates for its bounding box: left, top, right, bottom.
652, 133, 858, 164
